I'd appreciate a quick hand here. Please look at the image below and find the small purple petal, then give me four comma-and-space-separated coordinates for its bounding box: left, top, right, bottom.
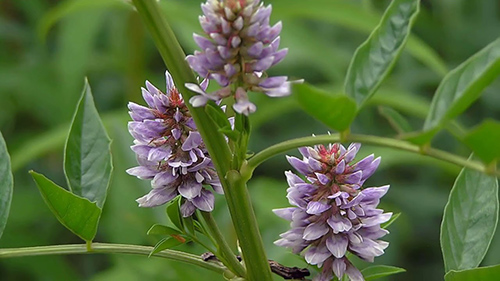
306, 201, 331, 215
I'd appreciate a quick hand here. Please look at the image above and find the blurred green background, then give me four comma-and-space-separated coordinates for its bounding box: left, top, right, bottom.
1, 0, 499, 280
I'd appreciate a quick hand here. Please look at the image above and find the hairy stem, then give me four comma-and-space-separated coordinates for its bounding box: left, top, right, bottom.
0, 243, 226, 274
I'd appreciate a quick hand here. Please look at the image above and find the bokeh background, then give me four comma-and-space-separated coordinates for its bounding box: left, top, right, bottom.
1, 0, 500, 280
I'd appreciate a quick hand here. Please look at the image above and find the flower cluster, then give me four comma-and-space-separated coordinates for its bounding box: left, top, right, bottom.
274, 143, 391, 281
186, 0, 293, 115
127, 71, 223, 217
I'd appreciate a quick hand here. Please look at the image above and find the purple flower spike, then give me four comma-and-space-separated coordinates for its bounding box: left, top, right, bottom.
275, 142, 391, 281
186, 0, 302, 113
127, 71, 224, 217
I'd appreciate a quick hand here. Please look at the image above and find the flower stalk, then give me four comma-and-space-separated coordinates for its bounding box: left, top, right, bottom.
131, 0, 273, 280
242, 133, 497, 179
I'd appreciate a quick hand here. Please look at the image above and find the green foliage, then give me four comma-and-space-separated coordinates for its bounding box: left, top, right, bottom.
361, 265, 406, 280
420, 38, 500, 143
30, 171, 102, 242
29, 81, 112, 242
463, 120, 500, 164
64, 79, 112, 208
294, 83, 357, 131
440, 157, 499, 272
445, 264, 500, 281
149, 237, 185, 257
345, 0, 420, 107
0, 132, 13, 240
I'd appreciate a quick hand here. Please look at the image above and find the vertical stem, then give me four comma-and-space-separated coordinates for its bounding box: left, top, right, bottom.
226, 170, 273, 281
201, 212, 246, 278
131, 1, 273, 280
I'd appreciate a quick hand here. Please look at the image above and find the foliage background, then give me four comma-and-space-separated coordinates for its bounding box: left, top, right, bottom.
1, 0, 499, 280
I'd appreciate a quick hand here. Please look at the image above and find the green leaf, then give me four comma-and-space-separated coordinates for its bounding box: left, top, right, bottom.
440, 157, 499, 272
381, 212, 401, 229
423, 38, 500, 140
445, 264, 500, 281
272, 0, 447, 77
30, 171, 101, 242
147, 224, 183, 236
182, 215, 196, 237
166, 196, 183, 231
0, 132, 13, 240
149, 237, 185, 257
378, 107, 413, 134
64, 79, 112, 208
362, 265, 406, 280
344, 0, 420, 107
294, 83, 357, 131
219, 127, 240, 142
463, 120, 500, 164
205, 104, 231, 130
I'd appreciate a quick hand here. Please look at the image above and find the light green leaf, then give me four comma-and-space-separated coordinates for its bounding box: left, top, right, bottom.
0, 132, 13, 240
205, 104, 231, 131
30, 171, 101, 242
440, 156, 499, 272
378, 107, 413, 134
445, 264, 500, 281
64, 79, 112, 208
294, 83, 357, 131
423, 38, 500, 141
344, 0, 420, 107
166, 196, 183, 231
147, 224, 183, 236
362, 265, 406, 280
463, 120, 500, 164
149, 237, 185, 257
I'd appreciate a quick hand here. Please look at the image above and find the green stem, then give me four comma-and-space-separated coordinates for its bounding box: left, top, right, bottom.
226, 170, 273, 281
132, 1, 272, 280
0, 243, 226, 274
242, 133, 498, 180
202, 212, 246, 278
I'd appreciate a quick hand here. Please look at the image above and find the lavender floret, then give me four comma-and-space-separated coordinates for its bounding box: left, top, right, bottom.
274, 143, 391, 281
127, 71, 223, 217
186, 0, 300, 115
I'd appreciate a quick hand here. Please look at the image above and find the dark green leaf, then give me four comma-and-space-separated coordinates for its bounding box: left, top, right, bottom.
149, 237, 185, 257
64, 79, 112, 208
423, 38, 500, 140
440, 157, 499, 272
0, 132, 13, 240
362, 265, 406, 280
30, 171, 101, 242
445, 264, 500, 281
166, 196, 183, 231
294, 83, 357, 131
378, 107, 413, 134
147, 224, 183, 236
205, 103, 231, 130
344, 0, 420, 106
381, 213, 401, 229
463, 120, 500, 164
